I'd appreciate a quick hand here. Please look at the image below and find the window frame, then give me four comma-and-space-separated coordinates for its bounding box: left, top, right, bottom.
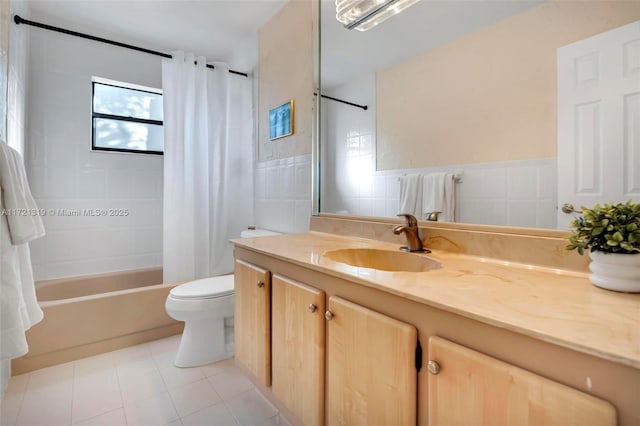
91, 78, 164, 155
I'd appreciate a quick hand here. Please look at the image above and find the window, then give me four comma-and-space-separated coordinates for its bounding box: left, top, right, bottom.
91, 77, 164, 155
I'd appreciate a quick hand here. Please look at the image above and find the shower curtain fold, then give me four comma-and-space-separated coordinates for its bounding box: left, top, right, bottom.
162, 52, 254, 283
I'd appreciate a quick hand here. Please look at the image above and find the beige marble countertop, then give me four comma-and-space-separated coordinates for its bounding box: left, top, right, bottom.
231, 231, 640, 368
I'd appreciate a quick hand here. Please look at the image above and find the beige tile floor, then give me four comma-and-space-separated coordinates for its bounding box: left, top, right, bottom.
1, 335, 291, 426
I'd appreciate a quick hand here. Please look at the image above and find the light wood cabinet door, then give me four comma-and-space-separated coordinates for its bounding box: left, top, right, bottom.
272, 275, 325, 426
427, 336, 616, 426
326, 296, 418, 426
234, 260, 271, 386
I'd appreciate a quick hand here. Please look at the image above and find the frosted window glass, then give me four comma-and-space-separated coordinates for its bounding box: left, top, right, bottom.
93, 83, 163, 121
93, 118, 164, 152
91, 79, 163, 154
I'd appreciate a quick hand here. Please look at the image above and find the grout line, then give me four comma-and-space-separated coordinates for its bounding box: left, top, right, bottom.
112, 354, 127, 426
153, 347, 181, 425
70, 407, 123, 426
219, 395, 243, 426
7, 373, 31, 426
68, 362, 76, 426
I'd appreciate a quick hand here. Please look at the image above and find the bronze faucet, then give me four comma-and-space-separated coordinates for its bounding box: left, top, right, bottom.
392, 214, 430, 253
425, 211, 442, 221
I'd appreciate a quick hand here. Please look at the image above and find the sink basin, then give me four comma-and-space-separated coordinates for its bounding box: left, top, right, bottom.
322, 248, 441, 272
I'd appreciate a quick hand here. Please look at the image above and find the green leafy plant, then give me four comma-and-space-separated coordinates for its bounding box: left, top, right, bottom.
566, 200, 640, 255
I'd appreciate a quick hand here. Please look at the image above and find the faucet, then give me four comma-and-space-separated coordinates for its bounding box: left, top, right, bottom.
425, 211, 442, 221
392, 214, 429, 253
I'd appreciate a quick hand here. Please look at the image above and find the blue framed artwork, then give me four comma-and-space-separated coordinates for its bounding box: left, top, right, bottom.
269, 100, 294, 140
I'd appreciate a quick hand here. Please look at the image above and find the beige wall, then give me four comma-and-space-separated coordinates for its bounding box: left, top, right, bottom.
258, 0, 314, 161
377, 1, 640, 171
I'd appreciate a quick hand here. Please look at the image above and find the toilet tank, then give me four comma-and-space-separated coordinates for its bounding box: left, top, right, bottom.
240, 228, 281, 238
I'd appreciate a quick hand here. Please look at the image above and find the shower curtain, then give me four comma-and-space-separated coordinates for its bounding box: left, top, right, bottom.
162, 52, 254, 282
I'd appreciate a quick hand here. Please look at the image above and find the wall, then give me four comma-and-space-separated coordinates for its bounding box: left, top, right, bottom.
254, 154, 312, 233
376, 1, 640, 170
6, 1, 28, 156
25, 12, 163, 280
322, 73, 557, 228
0, 0, 8, 144
0, 0, 8, 401
255, 0, 314, 233
321, 73, 380, 215
257, 0, 313, 161
1, 0, 31, 398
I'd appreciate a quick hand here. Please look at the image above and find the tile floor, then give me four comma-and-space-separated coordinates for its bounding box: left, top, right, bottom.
1, 335, 291, 426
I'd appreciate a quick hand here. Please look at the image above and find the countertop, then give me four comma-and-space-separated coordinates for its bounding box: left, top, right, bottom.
231, 231, 640, 368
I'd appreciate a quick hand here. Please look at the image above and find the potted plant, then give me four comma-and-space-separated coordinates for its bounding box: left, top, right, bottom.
566, 200, 640, 292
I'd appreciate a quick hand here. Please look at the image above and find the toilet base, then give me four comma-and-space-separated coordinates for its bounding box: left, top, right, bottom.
174, 317, 231, 367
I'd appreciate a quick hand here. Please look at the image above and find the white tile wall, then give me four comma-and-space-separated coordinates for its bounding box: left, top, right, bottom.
6, 0, 28, 155
255, 154, 312, 233
3, 0, 30, 398
325, 155, 558, 229
25, 12, 164, 280
321, 73, 558, 229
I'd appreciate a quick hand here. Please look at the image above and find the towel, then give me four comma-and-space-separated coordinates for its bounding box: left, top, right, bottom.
1, 145, 45, 244
0, 142, 45, 361
422, 173, 456, 222
398, 174, 422, 217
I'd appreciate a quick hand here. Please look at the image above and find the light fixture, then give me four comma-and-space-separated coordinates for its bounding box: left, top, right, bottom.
335, 0, 419, 31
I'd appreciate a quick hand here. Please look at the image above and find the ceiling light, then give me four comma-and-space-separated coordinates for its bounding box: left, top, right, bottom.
335, 0, 419, 31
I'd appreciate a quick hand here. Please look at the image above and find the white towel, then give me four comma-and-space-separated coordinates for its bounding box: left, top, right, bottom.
0, 142, 45, 361
1, 145, 45, 244
422, 173, 456, 222
398, 174, 422, 217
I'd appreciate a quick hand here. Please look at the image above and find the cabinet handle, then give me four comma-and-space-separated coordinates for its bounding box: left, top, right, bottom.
308, 304, 317, 313
256, 280, 264, 288
325, 310, 334, 321
427, 360, 440, 375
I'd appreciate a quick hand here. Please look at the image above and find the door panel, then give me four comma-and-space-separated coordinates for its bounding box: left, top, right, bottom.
234, 260, 271, 386
427, 336, 616, 426
327, 296, 417, 426
271, 275, 325, 426
557, 20, 640, 228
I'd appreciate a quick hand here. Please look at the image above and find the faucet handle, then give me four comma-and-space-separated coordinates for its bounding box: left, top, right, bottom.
397, 213, 418, 227
425, 211, 442, 221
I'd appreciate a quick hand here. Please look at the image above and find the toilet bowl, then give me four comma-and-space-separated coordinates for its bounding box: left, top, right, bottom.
165, 228, 280, 367
165, 275, 235, 367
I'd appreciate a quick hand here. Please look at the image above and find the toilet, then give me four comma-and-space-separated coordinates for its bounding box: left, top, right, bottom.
165, 228, 280, 367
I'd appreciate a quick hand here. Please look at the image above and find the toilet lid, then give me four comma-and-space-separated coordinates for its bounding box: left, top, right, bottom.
169, 275, 235, 299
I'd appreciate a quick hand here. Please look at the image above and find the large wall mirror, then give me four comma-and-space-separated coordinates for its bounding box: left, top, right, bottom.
318, 0, 640, 229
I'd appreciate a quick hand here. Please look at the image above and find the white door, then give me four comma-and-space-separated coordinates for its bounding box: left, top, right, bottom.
557, 20, 640, 229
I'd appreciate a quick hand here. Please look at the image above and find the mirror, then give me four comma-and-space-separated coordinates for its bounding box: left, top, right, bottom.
319, 0, 640, 229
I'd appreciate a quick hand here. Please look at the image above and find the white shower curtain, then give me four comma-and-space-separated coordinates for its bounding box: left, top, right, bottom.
162, 52, 254, 283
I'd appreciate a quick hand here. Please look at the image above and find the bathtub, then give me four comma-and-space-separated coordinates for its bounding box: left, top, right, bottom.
12, 268, 184, 375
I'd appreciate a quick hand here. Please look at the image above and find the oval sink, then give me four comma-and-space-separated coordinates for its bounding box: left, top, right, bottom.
322, 248, 441, 272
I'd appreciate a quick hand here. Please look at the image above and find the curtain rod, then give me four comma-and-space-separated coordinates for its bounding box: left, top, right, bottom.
317, 93, 368, 110
13, 15, 248, 78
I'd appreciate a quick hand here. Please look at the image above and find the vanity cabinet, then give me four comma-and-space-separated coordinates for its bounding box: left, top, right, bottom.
427, 336, 617, 426
234, 259, 271, 386
232, 242, 636, 425
326, 296, 418, 426
271, 275, 326, 426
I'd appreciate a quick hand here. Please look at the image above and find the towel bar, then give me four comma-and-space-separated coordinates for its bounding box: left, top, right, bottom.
397, 173, 463, 183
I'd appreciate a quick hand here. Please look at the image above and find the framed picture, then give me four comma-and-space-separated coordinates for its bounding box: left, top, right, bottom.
269, 100, 294, 140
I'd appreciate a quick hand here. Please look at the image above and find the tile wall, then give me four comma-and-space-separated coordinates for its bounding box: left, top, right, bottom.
321, 73, 558, 229
25, 12, 164, 280
6, 0, 28, 155
254, 154, 312, 233
2, 0, 30, 396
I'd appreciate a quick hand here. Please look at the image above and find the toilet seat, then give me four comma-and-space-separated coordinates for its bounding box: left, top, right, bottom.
169, 275, 234, 300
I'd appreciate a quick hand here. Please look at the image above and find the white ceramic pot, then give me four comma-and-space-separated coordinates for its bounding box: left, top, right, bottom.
589, 251, 640, 293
